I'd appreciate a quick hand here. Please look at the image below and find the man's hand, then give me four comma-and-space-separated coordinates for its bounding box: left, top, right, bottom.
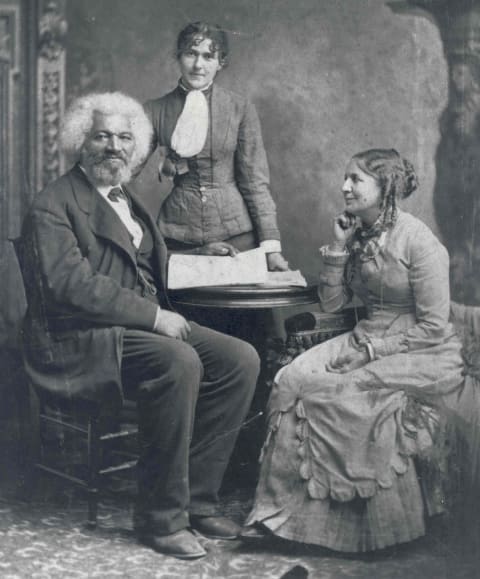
267, 252, 289, 271
200, 242, 239, 257
325, 345, 369, 374
154, 309, 191, 340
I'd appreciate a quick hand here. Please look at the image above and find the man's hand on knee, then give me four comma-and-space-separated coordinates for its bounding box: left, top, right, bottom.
154, 309, 191, 340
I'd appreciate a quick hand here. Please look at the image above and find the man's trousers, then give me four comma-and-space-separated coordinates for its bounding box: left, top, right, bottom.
121, 322, 260, 536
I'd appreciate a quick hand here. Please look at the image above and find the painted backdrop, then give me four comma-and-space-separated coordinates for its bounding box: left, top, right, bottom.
65, 0, 447, 283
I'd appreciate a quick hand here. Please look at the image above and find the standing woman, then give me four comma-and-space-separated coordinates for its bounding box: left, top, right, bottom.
242, 149, 467, 552
143, 21, 288, 271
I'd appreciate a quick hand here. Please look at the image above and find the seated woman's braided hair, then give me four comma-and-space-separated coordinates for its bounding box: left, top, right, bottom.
351, 148, 419, 227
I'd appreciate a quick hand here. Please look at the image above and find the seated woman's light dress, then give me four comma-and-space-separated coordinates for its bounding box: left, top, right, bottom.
246, 210, 465, 552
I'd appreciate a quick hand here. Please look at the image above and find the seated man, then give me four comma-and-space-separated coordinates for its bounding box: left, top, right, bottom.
19, 92, 260, 559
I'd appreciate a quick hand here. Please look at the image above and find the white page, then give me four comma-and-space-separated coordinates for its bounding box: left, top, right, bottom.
167, 247, 268, 289
261, 270, 307, 288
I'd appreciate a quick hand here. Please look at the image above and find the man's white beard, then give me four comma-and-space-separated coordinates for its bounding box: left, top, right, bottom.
87, 160, 133, 186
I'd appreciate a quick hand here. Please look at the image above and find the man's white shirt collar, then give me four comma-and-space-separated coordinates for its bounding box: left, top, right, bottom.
78, 167, 143, 248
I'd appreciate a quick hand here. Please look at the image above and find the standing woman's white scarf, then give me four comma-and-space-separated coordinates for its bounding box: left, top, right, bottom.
171, 85, 210, 158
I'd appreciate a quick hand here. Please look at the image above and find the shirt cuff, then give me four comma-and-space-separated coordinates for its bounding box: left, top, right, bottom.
153, 306, 162, 332
319, 245, 350, 266
369, 335, 408, 359
319, 244, 349, 257
260, 239, 282, 253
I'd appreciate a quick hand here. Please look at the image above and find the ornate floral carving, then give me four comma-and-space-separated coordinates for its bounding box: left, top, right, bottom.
38, 1, 67, 62
0, 18, 11, 64
41, 70, 62, 185
0, 8, 19, 70
36, 1, 67, 189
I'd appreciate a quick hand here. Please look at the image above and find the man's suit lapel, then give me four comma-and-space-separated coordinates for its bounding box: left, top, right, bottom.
69, 165, 138, 269
211, 84, 232, 157
126, 186, 169, 289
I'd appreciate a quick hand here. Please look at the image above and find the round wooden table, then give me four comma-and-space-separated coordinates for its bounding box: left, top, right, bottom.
169, 284, 319, 488
169, 284, 318, 310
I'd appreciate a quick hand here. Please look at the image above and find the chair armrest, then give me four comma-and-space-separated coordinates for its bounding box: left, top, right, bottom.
284, 306, 365, 355
265, 307, 366, 383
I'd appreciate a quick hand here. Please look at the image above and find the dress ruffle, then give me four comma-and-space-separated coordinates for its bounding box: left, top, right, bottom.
264, 394, 420, 506
246, 401, 426, 552
295, 399, 410, 502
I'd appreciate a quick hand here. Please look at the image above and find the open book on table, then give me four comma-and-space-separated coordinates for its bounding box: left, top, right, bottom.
167, 248, 307, 290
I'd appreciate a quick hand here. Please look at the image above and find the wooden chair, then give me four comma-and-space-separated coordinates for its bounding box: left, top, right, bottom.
284, 307, 364, 352
34, 395, 139, 529
11, 238, 139, 529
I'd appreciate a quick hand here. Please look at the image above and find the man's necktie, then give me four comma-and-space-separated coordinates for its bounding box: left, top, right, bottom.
107, 187, 127, 202
106, 187, 143, 248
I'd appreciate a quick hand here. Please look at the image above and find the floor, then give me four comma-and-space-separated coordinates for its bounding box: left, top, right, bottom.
0, 384, 479, 579
0, 488, 467, 579
0, 462, 479, 579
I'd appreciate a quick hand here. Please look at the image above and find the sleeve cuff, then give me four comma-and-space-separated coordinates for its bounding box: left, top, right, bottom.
369, 335, 408, 358
319, 244, 349, 257
153, 306, 162, 331
260, 239, 282, 253
319, 245, 350, 266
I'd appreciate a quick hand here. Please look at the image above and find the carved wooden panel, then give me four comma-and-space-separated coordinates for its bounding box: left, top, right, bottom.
36, 0, 67, 191
0, 61, 9, 242
0, 4, 19, 241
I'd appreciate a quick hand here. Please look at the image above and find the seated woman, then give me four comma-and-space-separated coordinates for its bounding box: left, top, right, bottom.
242, 148, 466, 552
143, 21, 288, 271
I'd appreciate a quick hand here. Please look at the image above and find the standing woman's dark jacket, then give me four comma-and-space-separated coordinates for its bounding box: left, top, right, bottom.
144, 84, 281, 245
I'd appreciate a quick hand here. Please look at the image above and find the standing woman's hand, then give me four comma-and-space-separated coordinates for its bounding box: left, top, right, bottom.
200, 242, 239, 257
267, 252, 289, 271
331, 212, 357, 250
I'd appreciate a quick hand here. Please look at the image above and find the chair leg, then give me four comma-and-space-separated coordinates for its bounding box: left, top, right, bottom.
87, 489, 99, 530
15, 381, 41, 497
86, 416, 100, 529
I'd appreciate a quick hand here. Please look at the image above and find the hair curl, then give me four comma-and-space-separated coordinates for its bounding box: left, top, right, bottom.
176, 21, 229, 66
60, 92, 153, 169
351, 148, 418, 226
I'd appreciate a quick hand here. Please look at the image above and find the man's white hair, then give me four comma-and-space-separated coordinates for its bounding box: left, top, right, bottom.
60, 92, 153, 169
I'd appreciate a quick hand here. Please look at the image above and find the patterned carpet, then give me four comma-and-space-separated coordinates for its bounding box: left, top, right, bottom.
0, 398, 478, 578
0, 474, 478, 579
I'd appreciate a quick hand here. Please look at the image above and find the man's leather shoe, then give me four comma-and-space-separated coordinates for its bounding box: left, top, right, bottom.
190, 515, 240, 540
139, 529, 207, 559
239, 524, 271, 542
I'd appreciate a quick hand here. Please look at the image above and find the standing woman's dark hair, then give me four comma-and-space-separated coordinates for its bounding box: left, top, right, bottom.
176, 21, 229, 66
352, 148, 419, 227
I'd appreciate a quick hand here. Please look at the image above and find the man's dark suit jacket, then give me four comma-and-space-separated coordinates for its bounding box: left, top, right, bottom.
19, 165, 169, 407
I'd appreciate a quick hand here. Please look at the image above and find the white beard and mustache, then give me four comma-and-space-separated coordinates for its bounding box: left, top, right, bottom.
81, 152, 134, 186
